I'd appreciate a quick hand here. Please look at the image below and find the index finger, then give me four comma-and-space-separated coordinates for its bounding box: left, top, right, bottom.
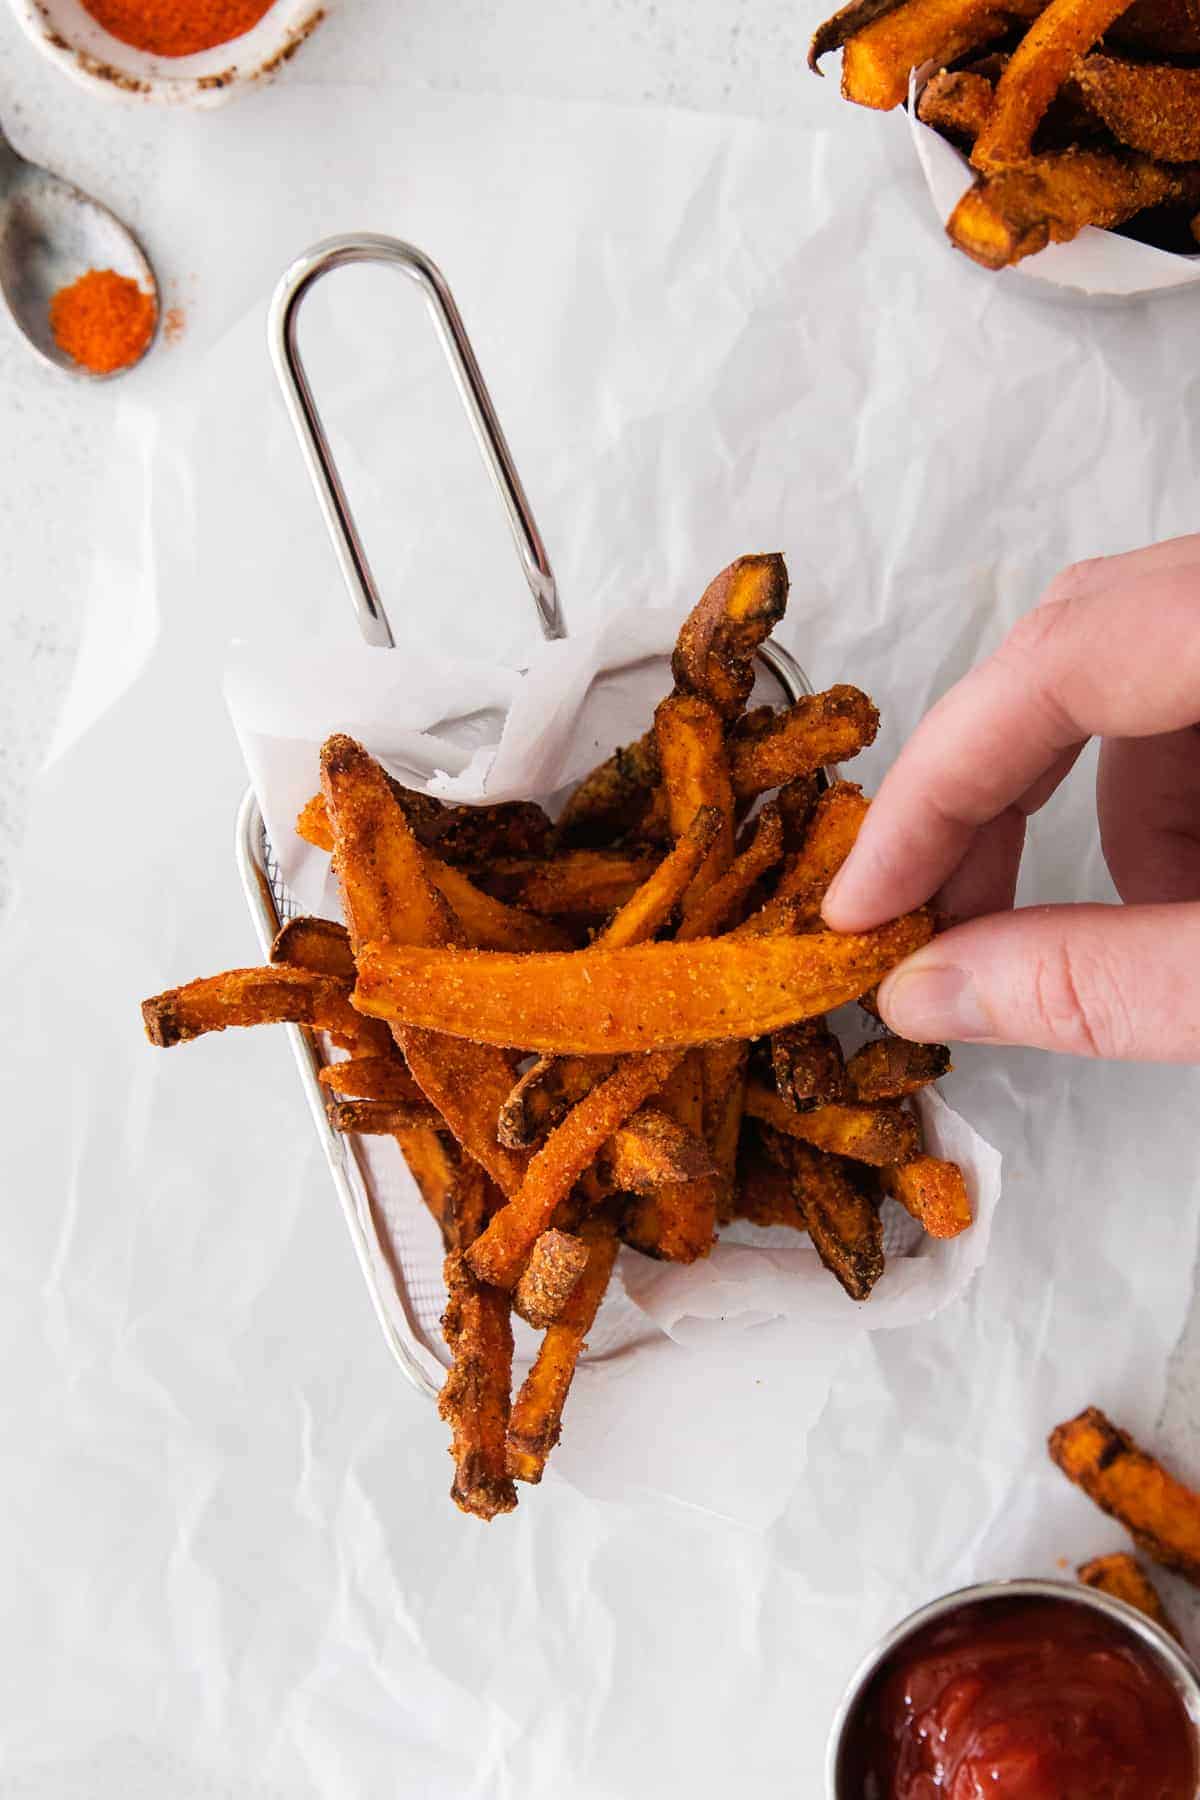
822, 562, 1200, 932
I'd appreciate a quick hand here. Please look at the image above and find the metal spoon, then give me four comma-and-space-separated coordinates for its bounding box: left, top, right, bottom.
0, 116, 158, 378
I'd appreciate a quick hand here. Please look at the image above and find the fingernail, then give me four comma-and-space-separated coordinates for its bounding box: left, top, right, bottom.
879, 965, 993, 1042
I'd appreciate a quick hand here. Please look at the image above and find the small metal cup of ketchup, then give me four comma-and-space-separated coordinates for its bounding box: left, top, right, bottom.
826, 1578, 1200, 1799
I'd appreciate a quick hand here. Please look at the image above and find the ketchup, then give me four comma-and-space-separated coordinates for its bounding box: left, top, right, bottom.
840, 1596, 1197, 1799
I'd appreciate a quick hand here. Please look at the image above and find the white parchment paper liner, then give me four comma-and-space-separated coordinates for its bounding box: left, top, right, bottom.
906, 63, 1200, 301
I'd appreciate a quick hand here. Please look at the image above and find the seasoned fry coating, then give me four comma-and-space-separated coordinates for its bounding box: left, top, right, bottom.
1050, 1408, 1200, 1586
846, 1037, 952, 1100
328, 1098, 444, 1134
353, 911, 934, 1056
319, 1053, 427, 1103
513, 1228, 590, 1328
917, 67, 998, 139
745, 1082, 921, 1166
1077, 1552, 1181, 1639
677, 804, 784, 941
297, 784, 550, 867
1074, 56, 1200, 162
655, 693, 735, 892
295, 791, 335, 851
271, 914, 357, 980
507, 1221, 620, 1483
1110, 0, 1200, 53
600, 1104, 715, 1192
810, 0, 910, 68
670, 553, 789, 718
973, 0, 1143, 169
498, 1054, 615, 1149
599, 806, 722, 948
141, 965, 387, 1054
842, 0, 1039, 110
321, 733, 529, 1196
882, 1155, 972, 1237
440, 1250, 518, 1518
467, 1049, 683, 1289
765, 1130, 885, 1300
775, 781, 871, 916
423, 859, 573, 952
776, 774, 821, 849
949, 150, 1196, 269
623, 1174, 720, 1262
480, 850, 659, 919
729, 687, 878, 799
396, 1125, 461, 1240
702, 1039, 751, 1187
771, 1018, 848, 1110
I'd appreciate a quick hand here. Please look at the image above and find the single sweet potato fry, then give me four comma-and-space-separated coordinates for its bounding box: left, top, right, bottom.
917, 67, 997, 139
440, 1250, 518, 1519
479, 850, 659, 920
319, 1054, 426, 1104
141, 965, 388, 1055
598, 806, 723, 948
949, 151, 1195, 270
655, 693, 735, 893
599, 1105, 715, 1192
270, 915, 357, 980
467, 1049, 683, 1289
354, 912, 932, 1056
771, 1019, 848, 1111
846, 1037, 952, 1101
774, 781, 871, 915
327, 1098, 444, 1134
670, 553, 789, 718
734, 1133, 809, 1230
395, 1125, 461, 1242
882, 1155, 972, 1238
513, 1228, 591, 1328
296, 791, 334, 851
1050, 1409, 1200, 1586
842, 0, 1038, 110
810, 0, 910, 69
764, 1129, 884, 1300
972, 0, 1138, 169
1077, 1552, 1181, 1639
677, 804, 784, 941
553, 730, 663, 849
506, 1220, 620, 1484
730, 687, 878, 798
1073, 55, 1200, 162
745, 1082, 920, 1166
424, 857, 573, 952
622, 1174, 720, 1263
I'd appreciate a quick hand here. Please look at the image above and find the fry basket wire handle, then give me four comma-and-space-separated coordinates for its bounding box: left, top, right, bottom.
268, 233, 564, 650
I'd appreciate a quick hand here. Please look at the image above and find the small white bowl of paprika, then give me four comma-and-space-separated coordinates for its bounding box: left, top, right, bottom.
8, 0, 327, 107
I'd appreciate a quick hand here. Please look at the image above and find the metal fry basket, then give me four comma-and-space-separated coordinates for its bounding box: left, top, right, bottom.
236, 234, 810, 1399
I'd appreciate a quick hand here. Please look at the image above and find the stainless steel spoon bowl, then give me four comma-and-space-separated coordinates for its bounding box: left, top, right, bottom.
0, 118, 158, 378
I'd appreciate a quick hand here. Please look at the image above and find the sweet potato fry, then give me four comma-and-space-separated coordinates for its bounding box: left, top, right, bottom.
774, 781, 871, 916
424, 858, 573, 952
842, 0, 1040, 110
730, 687, 878, 799
846, 1037, 951, 1101
764, 1129, 884, 1299
321, 734, 529, 1196
1051, 1410, 1200, 1585
319, 1054, 426, 1103
497, 1054, 616, 1149
1073, 56, 1200, 162
353, 910, 934, 1056
972, 0, 1137, 169
745, 1082, 921, 1166
512, 1228, 590, 1328
395, 1125, 461, 1241
598, 806, 722, 947
506, 1219, 620, 1484
467, 1049, 683, 1289
882, 1155, 972, 1237
1077, 1551, 1181, 1638
296, 791, 335, 851
734, 1132, 810, 1230
810, 0, 910, 69
917, 68, 998, 140
270, 914, 357, 980
552, 730, 663, 849
328, 1097, 444, 1135
670, 553, 789, 718
949, 150, 1197, 269
480, 849, 659, 920
677, 804, 784, 941
599, 1105, 715, 1192
141, 965, 388, 1054
701, 1039, 750, 1184
655, 693, 735, 893
776, 774, 822, 849
440, 1250, 518, 1518
771, 1018, 848, 1110
297, 783, 550, 866
622, 1053, 722, 1255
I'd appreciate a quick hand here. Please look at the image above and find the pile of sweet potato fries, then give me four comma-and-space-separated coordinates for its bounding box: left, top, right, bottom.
141, 554, 971, 1518
811, 0, 1200, 269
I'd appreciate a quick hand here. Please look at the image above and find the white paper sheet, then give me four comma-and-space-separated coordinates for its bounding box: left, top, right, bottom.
4, 79, 1200, 1800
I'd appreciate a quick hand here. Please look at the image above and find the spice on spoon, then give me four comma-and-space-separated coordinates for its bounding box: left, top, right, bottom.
49, 269, 157, 376
78, 0, 276, 57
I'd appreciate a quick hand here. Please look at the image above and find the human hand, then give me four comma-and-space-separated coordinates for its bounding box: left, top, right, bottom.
821, 537, 1200, 1061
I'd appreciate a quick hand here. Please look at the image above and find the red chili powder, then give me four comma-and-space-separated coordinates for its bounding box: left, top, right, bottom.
78, 0, 276, 57
49, 269, 157, 376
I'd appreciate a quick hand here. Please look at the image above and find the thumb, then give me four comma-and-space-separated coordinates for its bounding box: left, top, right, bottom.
876, 901, 1200, 1062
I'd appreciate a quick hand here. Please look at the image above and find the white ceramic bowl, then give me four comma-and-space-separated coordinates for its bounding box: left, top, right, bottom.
8, 0, 327, 107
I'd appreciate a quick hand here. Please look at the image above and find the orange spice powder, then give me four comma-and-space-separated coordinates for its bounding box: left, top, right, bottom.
49, 269, 157, 376
79, 0, 276, 57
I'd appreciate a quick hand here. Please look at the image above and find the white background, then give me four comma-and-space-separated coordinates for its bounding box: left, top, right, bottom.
3, 6, 1200, 1798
